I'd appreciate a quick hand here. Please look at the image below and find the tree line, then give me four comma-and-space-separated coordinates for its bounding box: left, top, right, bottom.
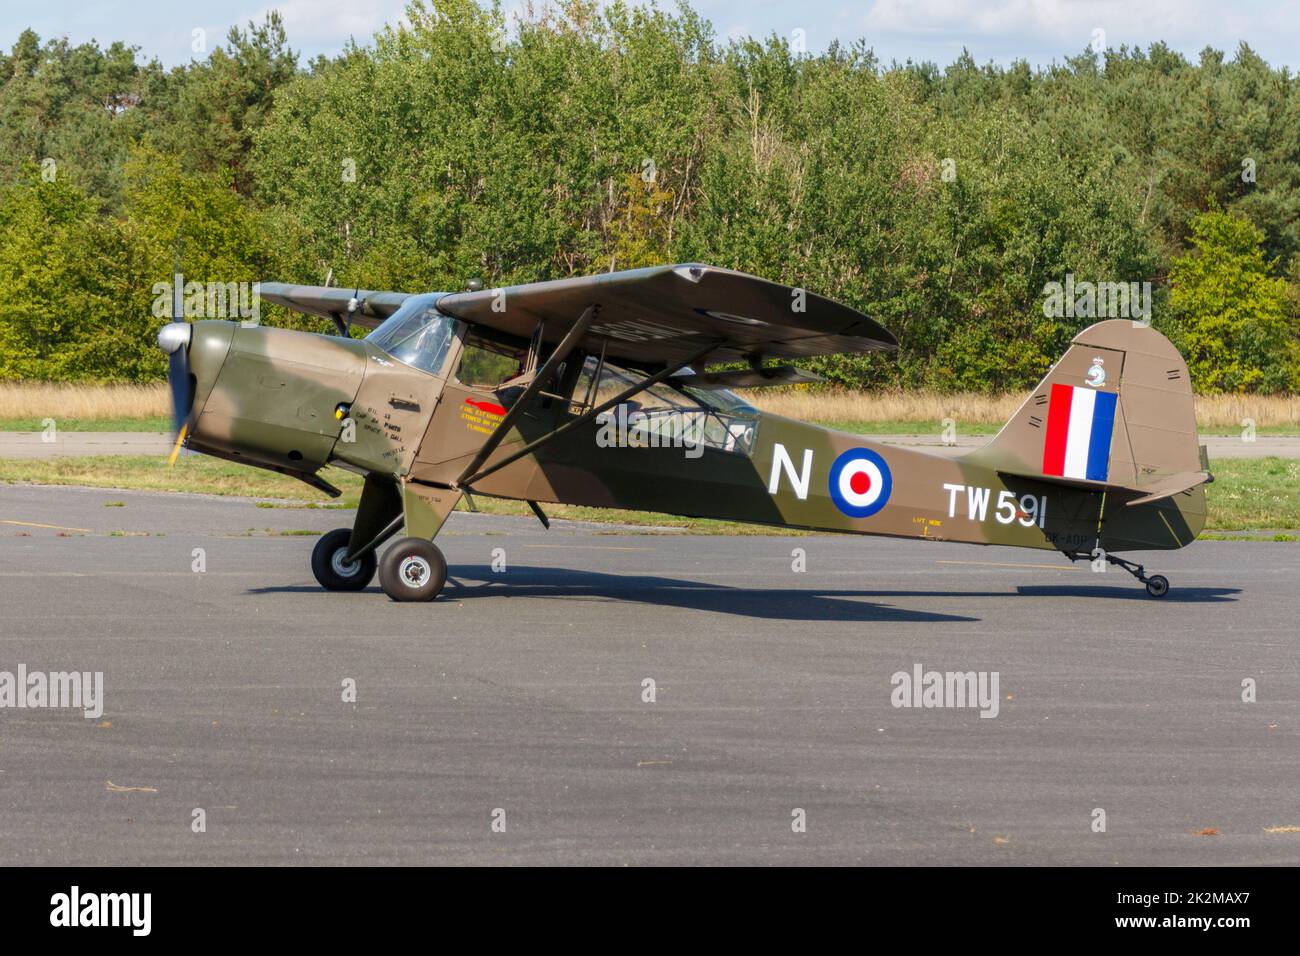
1, 0, 1297, 392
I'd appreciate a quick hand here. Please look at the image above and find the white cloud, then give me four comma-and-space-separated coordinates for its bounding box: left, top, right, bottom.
684, 0, 1299, 69
859, 0, 1289, 55
4, 0, 1298, 70
242, 0, 410, 52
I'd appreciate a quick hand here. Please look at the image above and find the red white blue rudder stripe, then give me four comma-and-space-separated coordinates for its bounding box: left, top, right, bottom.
1042, 383, 1117, 481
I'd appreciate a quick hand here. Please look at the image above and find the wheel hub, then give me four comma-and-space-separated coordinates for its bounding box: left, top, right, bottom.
331, 548, 360, 578
399, 555, 431, 588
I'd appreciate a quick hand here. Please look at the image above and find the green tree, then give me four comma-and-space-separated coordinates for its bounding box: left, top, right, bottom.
1167, 209, 1297, 392
0, 169, 135, 379
2, 6, 1300, 392
0, 148, 281, 382
163, 13, 298, 195
0, 30, 169, 210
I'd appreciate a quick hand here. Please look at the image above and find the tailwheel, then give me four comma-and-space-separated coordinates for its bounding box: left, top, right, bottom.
1064, 550, 1171, 597
1145, 574, 1170, 598
312, 528, 377, 592
378, 536, 448, 602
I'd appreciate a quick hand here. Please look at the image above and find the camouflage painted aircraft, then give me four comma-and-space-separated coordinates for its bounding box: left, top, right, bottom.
156, 264, 1209, 601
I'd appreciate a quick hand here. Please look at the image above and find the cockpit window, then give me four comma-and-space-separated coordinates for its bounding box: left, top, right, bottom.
366, 298, 456, 375
572, 356, 760, 457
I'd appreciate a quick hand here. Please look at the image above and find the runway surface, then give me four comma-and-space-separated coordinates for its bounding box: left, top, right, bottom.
4, 430, 1300, 458
0, 483, 1296, 865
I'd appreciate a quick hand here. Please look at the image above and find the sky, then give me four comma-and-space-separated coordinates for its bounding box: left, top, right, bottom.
4, 0, 1299, 72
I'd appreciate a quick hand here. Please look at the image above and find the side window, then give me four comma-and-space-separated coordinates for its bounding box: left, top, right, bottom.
455, 330, 526, 390
572, 357, 689, 410
573, 356, 759, 457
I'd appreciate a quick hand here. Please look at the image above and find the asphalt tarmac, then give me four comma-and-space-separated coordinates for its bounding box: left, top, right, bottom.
0, 484, 1296, 865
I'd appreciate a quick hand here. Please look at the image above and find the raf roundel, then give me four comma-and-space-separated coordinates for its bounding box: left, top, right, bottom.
828, 448, 892, 518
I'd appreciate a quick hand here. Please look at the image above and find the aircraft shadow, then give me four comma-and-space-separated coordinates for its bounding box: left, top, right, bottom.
246, 567, 976, 623
1014, 584, 1239, 602
245, 572, 1239, 619
442, 565, 978, 623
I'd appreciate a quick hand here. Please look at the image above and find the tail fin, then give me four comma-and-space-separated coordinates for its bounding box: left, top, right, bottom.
968, 319, 1209, 504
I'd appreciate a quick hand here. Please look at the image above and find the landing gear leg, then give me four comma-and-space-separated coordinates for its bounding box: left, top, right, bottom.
379, 537, 448, 602
312, 528, 377, 591
310, 474, 402, 592
1106, 555, 1169, 597
375, 480, 463, 603
1066, 550, 1170, 597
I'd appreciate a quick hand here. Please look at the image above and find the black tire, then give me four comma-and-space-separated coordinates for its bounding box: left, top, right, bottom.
1145, 574, 1169, 598
311, 528, 376, 592
378, 537, 447, 602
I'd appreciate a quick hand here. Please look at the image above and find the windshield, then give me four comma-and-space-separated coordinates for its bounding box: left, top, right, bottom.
366, 296, 456, 375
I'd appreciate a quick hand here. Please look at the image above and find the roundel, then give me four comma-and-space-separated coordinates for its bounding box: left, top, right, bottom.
828, 448, 892, 518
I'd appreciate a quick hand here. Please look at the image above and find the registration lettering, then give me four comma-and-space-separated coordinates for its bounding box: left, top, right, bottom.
943, 483, 1046, 529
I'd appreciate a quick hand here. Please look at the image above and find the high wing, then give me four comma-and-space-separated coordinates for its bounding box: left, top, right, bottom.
257, 264, 897, 367
255, 282, 411, 332
434, 263, 896, 367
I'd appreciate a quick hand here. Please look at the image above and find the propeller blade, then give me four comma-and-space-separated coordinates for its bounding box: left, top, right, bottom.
167, 423, 188, 467
168, 345, 193, 436
157, 322, 194, 464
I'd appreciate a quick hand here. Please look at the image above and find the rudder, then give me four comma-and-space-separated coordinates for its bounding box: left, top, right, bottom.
968, 319, 1206, 497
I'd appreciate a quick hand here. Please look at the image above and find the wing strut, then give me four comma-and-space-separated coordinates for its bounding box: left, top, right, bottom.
459, 338, 720, 488
456, 304, 600, 487
527, 500, 551, 529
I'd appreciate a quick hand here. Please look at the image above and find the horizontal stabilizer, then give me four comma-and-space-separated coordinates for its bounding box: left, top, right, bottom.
1124, 471, 1212, 506
994, 467, 1210, 505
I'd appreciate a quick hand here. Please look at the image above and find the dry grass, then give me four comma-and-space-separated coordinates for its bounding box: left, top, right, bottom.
0, 382, 169, 420
740, 389, 1023, 425
1190, 393, 1300, 429
740, 389, 1300, 429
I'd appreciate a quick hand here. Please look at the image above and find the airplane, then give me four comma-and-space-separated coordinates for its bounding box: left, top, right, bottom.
155, 263, 1210, 601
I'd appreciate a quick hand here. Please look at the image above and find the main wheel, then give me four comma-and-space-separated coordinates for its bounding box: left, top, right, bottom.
311, 528, 377, 591
1145, 574, 1169, 598
378, 537, 447, 602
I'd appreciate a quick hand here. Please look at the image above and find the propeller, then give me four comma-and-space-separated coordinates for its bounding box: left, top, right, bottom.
157, 322, 193, 465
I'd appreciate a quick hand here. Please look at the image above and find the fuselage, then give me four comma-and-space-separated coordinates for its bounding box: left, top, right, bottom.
175, 318, 1204, 556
